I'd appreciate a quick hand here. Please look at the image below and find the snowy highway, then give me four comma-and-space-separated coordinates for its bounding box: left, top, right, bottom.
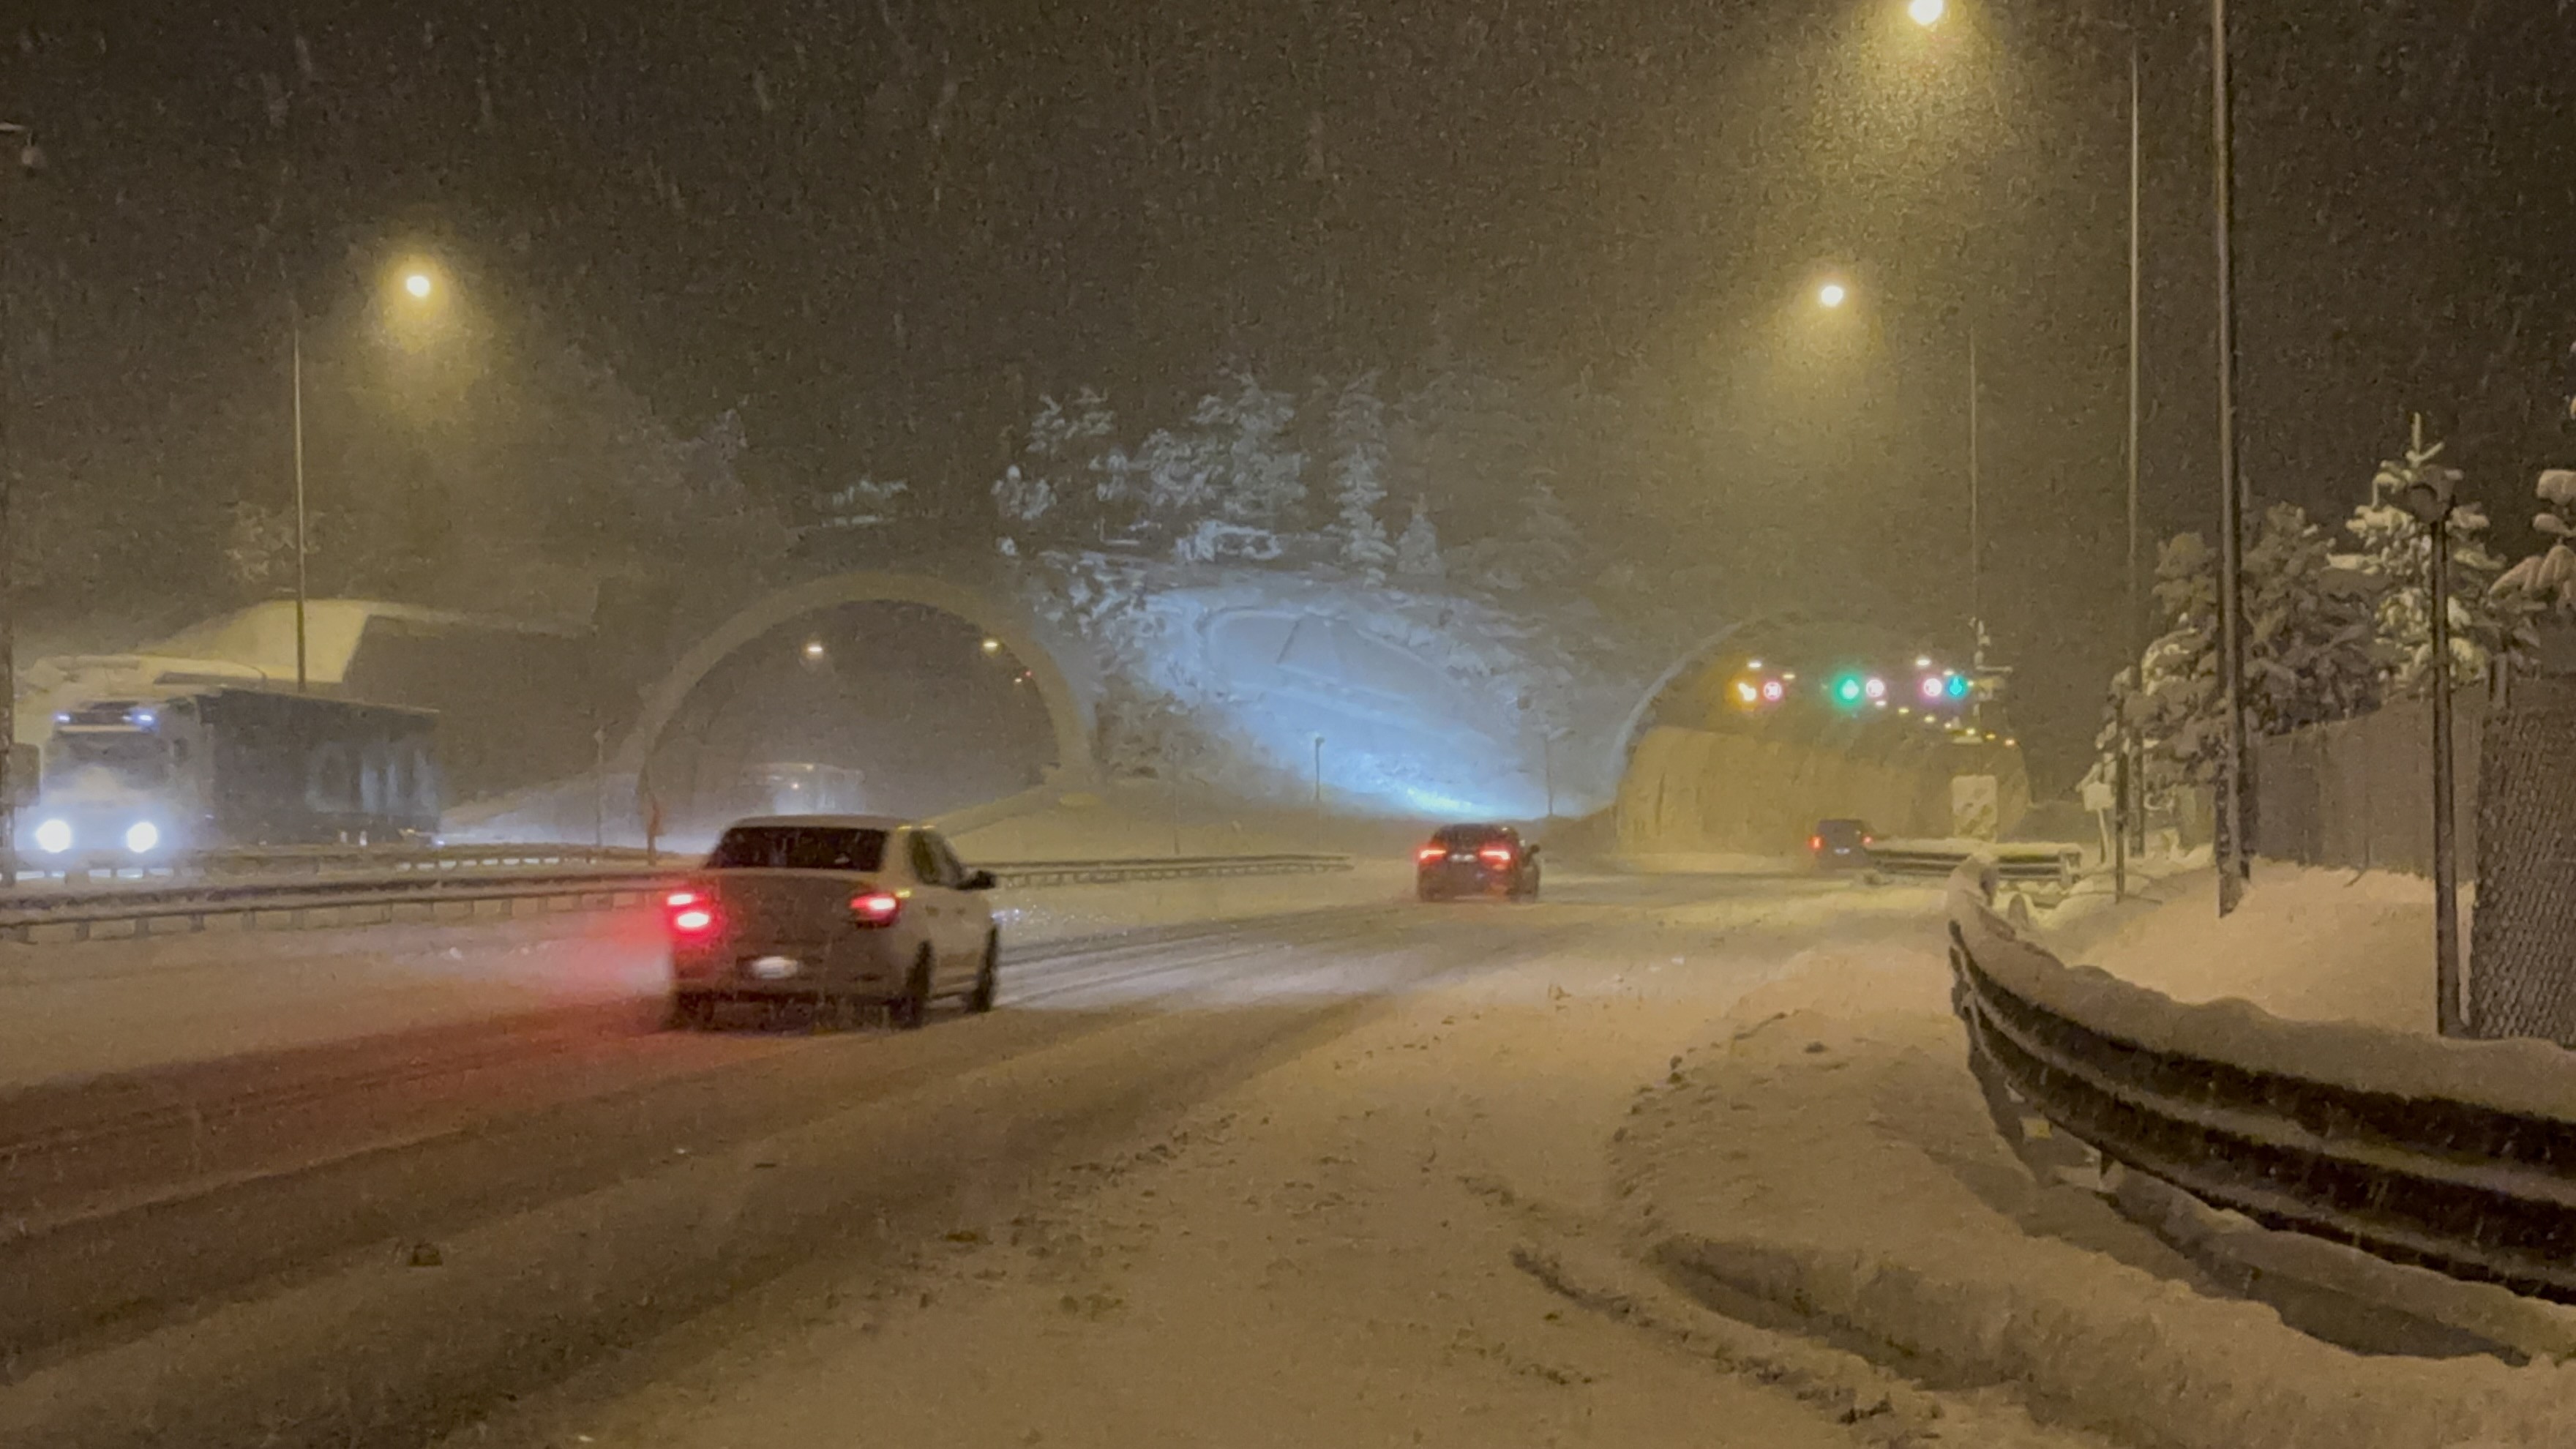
0, 861, 2043, 1449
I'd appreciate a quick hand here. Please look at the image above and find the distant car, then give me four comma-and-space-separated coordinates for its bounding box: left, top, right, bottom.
1415, 823, 1541, 902
1810, 818, 1875, 870
664, 815, 1000, 1029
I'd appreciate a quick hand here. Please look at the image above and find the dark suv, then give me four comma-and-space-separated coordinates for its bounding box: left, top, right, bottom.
1415, 824, 1541, 902
1810, 818, 1875, 870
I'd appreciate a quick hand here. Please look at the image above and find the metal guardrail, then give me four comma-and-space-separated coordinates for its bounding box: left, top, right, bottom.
1947, 861, 2576, 1304
12, 842, 654, 886
983, 853, 1350, 888
1873, 839, 2081, 886
0, 850, 1356, 944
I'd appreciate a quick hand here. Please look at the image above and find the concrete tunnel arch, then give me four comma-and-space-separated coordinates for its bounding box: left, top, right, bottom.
611, 572, 1096, 798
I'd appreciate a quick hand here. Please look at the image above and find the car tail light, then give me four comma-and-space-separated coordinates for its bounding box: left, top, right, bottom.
667, 894, 719, 937
1478, 845, 1515, 865
665, 889, 700, 908
1809, 835, 1824, 852
1863, 835, 1875, 846
1416, 845, 1446, 863
850, 890, 904, 927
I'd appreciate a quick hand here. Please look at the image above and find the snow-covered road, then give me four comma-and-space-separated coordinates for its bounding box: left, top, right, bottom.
1, 861, 2089, 1449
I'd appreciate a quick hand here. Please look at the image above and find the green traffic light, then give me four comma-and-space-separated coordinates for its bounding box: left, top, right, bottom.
1832, 674, 1865, 705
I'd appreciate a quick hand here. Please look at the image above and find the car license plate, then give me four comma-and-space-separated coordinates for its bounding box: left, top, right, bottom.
749, 954, 802, 980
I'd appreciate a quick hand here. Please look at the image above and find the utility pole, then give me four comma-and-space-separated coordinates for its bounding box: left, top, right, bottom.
0, 121, 37, 891
2394, 413, 2464, 1035
1967, 321, 1982, 649
2209, 0, 2250, 916
291, 296, 310, 692
2116, 29, 2143, 905
1311, 734, 1325, 847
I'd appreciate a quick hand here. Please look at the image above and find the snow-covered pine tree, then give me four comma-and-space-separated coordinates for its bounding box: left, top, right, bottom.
1202, 370, 1306, 535
2243, 502, 2381, 732
1023, 388, 1120, 544
1394, 497, 1444, 582
2494, 468, 2576, 615
1511, 476, 1580, 594
990, 463, 1054, 556
1325, 372, 1396, 581
222, 501, 296, 594
2338, 421, 2531, 689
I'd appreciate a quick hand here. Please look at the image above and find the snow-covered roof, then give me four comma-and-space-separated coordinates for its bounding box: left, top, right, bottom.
142, 600, 585, 688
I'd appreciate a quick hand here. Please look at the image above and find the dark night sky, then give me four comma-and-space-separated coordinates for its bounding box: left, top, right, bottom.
5, 0, 2573, 785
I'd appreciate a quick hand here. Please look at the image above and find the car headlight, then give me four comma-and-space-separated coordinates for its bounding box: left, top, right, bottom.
124, 820, 161, 854
33, 818, 71, 855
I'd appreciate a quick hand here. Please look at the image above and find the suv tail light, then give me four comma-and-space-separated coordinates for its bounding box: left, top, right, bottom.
664, 888, 719, 938
850, 890, 904, 927
1477, 845, 1515, 865
1416, 845, 1446, 863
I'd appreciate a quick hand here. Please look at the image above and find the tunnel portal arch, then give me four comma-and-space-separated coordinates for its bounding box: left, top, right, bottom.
613, 572, 1095, 791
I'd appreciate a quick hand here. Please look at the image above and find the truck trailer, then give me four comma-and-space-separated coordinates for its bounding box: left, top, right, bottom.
24, 686, 441, 864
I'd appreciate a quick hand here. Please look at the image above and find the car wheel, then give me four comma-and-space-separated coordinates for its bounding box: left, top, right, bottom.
967, 935, 1000, 1014
891, 948, 935, 1030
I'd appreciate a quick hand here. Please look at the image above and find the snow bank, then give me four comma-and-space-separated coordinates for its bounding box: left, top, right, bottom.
1966, 873, 2576, 1126
2062, 864, 2433, 1033
1620, 949, 2576, 1449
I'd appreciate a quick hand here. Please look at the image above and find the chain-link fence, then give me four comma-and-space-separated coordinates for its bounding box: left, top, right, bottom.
2469, 702, 2576, 1041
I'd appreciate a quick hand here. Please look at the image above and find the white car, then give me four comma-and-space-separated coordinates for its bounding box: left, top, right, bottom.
664, 815, 1000, 1029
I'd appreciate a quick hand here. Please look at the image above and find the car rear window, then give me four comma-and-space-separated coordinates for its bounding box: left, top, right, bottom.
1432, 825, 1512, 846
1816, 820, 1868, 845
707, 826, 888, 872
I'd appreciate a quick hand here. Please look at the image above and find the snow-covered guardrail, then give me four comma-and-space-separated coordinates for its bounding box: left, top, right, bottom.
12, 842, 656, 886
1876, 839, 2080, 887
981, 853, 1350, 888
0, 852, 1355, 944
1947, 860, 2576, 1303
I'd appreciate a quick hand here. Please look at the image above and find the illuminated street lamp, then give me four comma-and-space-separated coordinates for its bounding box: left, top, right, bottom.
1908, 0, 1947, 26
980, 637, 1001, 656
403, 271, 434, 300
1816, 280, 1849, 310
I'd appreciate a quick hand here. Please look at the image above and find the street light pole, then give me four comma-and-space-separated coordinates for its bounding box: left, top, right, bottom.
2116, 27, 2143, 902
1968, 320, 1982, 651
2210, 0, 2250, 916
0, 120, 36, 891
290, 297, 310, 694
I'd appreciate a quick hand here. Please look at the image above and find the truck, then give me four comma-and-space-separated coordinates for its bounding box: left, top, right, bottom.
23, 686, 441, 864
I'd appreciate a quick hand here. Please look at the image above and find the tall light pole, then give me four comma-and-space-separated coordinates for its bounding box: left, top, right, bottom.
0, 121, 33, 890
290, 295, 309, 692
2210, 0, 2250, 916
2116, 22, 2143, 902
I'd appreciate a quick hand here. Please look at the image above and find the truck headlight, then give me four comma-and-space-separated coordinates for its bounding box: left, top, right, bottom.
124, 820, 161, 854
33, 818, 71, 855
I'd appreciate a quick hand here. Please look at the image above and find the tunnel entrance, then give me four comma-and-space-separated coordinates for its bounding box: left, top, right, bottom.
641, 601, 1060, 834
